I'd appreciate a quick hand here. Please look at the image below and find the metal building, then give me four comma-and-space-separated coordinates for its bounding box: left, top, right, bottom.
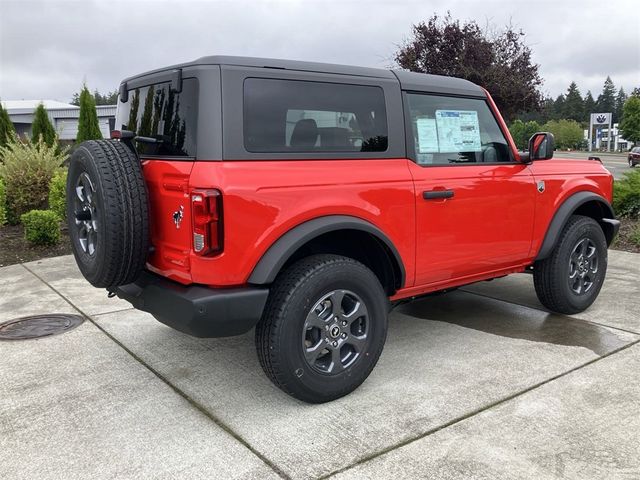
1, 100, 116, 140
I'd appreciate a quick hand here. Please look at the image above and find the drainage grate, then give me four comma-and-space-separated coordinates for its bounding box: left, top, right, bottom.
0, 314, 85, 340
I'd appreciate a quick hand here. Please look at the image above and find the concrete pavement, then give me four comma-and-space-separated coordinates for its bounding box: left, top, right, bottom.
1, 251, 639, 479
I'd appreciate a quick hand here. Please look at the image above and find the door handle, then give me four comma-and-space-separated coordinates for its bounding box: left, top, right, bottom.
423, 190, 454, 200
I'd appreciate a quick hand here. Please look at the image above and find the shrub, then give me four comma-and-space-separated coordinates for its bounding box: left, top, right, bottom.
0, 177, 6, 225
613, 169, 640, 219
0, 135, 68, 224
21, 210, 60, 245
48, 169, 68, 219
631, 225, 640, 247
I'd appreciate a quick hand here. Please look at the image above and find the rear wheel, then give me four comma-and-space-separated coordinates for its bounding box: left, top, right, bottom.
534, 215, 607, 314
255, 254, 388, 403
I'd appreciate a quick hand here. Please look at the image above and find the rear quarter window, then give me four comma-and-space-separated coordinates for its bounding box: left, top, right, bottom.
115, 78, 198, 157
243, 78, 388, 154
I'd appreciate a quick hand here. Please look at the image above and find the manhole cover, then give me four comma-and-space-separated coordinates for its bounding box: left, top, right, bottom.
0, 314, 85, 340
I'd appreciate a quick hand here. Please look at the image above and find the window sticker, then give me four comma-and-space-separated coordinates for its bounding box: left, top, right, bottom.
435, 110, 481, 152
416, 117, 439, 153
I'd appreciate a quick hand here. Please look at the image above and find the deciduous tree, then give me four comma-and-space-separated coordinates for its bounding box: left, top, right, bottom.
394, 13, 542, 121
620, 96, 640, 145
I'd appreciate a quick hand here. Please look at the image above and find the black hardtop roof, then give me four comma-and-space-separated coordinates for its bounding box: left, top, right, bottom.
121, 55, 485, 97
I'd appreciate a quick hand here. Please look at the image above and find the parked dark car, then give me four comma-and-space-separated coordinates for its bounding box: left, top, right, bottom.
629, 147, 640, 167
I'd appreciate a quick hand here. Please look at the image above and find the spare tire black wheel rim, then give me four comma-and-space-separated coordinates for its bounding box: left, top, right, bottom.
302, 289, 369, 375
73, 172, 98, 256
568, 237, 598, 295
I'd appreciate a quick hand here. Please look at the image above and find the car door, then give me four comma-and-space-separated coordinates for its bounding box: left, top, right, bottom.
405, 92, 537, 286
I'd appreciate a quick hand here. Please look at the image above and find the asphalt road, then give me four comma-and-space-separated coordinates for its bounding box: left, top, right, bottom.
556, 150, 632, 180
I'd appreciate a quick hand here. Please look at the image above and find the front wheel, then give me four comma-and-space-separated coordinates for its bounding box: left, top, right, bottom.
255, 254, 388, 403
630, 158, 636, 168
534, 215, 607, 314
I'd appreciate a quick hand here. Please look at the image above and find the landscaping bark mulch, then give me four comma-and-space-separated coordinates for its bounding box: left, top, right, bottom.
0, 224, 73, 267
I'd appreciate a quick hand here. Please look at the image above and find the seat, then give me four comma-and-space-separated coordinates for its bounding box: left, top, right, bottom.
319, 127, 350, 149
290, 119, 318, 148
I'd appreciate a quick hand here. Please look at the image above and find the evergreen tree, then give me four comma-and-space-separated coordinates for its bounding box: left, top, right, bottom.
31, 103, 56, 147
563, 82, 584, 122
76, 85, 103, 143
596, 76, 616, 115
615, 87, 627, 124
0, 101, 16, 147
583, 90, 596, 122
552, 94, 565, 120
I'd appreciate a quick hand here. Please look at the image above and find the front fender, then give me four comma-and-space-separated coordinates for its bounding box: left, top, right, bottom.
535, 191, 617, 261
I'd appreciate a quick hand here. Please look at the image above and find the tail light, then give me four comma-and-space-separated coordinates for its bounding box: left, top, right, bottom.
191, 189, 223, 256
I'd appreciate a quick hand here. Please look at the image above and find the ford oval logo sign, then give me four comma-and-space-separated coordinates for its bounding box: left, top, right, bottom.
596, 114, 607, 123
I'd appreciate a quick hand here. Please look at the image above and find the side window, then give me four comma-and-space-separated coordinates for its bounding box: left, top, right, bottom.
406, 93, 512, 165
115, 78, 198, 157
244, 78, 388, 153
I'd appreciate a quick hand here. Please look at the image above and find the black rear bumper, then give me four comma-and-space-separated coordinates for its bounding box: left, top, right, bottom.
113, 271, 269, 338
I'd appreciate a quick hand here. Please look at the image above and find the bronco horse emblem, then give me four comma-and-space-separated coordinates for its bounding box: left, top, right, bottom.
173, 206, 184, 229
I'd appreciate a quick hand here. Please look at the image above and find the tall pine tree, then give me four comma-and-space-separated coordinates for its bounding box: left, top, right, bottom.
583, 91, 596, 122
596, 76, 616, 115
31, 103, 56, 147
615, 87, 627, 124
76, 85, 103, 143
552, 94, 566, 120
563, 82, 584, 122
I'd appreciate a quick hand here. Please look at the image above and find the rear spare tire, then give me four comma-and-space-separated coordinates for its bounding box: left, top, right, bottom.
66, 140, 149, 288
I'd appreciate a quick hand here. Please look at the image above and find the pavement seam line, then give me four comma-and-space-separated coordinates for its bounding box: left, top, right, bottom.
319, 338, 640, 479
21, 263, 291, 480
460, 287, 640, 336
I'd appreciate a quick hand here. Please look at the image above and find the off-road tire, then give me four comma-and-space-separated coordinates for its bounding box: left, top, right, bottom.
255, 254, 388, 403
534, 215, 607, 314
66, 140, 149, 288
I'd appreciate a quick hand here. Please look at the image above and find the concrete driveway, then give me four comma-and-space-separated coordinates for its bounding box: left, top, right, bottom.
1, 251, 639, 479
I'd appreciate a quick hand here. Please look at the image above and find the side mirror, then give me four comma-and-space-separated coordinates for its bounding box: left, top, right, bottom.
528, 132, 554, 161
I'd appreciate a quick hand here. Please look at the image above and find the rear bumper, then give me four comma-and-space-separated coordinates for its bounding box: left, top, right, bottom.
113, 271, 269, 338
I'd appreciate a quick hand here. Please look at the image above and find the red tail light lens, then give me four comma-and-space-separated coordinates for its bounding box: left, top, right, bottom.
191, 189, 223, 256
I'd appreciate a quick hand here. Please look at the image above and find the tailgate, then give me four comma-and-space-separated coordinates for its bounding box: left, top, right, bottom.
142, 159, 195, 283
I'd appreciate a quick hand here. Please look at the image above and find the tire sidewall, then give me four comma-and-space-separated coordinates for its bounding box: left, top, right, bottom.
66, 144, 109, 285
554, 218, 608, 312
275, 261, 388, 402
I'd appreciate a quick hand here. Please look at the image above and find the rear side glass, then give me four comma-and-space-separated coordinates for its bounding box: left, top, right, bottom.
115, 78, 198, 157
243, 78, 388, 153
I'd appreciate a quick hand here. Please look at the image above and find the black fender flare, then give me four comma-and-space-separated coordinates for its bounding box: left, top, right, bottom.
535, 191, 616, 261
248, 215, 406, 287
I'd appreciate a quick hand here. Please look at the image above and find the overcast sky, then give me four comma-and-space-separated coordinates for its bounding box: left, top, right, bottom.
1, 0, 638, 103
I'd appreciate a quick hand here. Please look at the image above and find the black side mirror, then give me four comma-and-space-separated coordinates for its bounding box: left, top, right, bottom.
528, 132, 554, 160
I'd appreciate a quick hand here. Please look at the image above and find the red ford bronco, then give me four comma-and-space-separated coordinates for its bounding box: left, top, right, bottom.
67, 56, 619, 403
